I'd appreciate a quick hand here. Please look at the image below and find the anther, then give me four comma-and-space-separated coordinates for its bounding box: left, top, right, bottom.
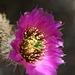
21, 46, 24, 49
25, 32, 27, 34
23, 55, 25, 58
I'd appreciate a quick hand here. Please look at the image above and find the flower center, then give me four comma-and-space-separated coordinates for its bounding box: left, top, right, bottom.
20, 27, 45, 63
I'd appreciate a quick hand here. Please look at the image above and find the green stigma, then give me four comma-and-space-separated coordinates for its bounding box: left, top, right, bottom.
33, 41, 43, 51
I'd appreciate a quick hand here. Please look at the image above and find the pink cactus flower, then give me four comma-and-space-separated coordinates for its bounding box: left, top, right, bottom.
9, 7, 65, 75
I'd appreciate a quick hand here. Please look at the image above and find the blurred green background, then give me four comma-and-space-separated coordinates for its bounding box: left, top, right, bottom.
0, 0, 75, 75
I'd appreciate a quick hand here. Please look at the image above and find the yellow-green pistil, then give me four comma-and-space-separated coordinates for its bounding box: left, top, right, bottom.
33, 41, 43, 51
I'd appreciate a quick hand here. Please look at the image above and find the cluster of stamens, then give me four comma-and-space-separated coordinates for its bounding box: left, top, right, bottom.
20, 27, 46, 63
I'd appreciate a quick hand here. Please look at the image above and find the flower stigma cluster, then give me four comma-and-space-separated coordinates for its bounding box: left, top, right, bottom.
20, 27, 46, 63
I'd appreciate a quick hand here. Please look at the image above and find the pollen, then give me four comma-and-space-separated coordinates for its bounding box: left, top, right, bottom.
20, 27, 46, 63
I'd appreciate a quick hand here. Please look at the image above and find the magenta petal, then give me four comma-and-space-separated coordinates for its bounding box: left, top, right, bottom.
34, 58, 57, 75
9, 50, 17, 59
9, 50, 23, 63
11, 39, 20, 51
